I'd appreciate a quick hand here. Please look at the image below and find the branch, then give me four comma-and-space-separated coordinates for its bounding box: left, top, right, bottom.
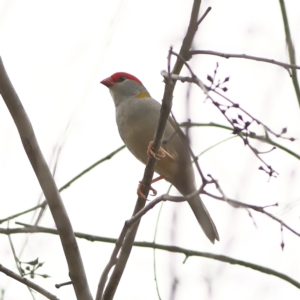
202, 191, 300, 238
0, 203, 46, 225
34, 145, 126, 225
162, 69, 296, 178
97, 185, 195, 299
190, 50, 300, 71
0, 145, 126, 226
163, 67, 295, 142
197, 6, 211, 25
0, 57, 92, 300
3, 225, 300, 290
59, 145, 126, 193
180, 122, 300, 160
127, 194, 186, 226
279, 0, 300, 108
0, 264, 59, 300
100, 2, 204, 299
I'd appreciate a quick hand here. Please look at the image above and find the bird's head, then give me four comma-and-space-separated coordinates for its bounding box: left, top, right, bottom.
100, 72, 150, 106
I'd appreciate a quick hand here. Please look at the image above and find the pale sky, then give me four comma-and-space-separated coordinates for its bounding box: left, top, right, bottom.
1, 1, 300, 299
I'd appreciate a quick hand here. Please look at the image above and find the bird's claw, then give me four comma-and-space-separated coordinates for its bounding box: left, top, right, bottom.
147, 141, 174, 160
137, 181, 157, 199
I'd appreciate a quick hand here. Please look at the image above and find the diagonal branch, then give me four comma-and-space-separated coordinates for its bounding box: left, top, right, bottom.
0, 264, 59, 300
202, 191, 300, 238
0, 145, 126, 226
100, 1, 206, 299
0, 57, 92, 300
34, 145, 126, 225
59, 145, 126, 193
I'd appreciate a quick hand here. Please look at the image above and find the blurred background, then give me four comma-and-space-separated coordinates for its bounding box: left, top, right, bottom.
0, 0, 300, 299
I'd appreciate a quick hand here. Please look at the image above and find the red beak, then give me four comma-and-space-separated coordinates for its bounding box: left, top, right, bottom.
100, 76, 114, 87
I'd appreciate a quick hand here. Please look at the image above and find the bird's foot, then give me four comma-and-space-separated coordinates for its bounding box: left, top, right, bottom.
147, 141, 174, 160
137, 181, 157, 199
152, 175, 164, 183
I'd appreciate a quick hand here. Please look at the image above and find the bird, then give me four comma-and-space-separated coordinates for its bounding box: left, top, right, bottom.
100, 72, 219, 243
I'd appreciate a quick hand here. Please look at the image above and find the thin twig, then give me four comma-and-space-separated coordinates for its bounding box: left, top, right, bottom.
153, 184, 173, 300
59, 145, 126, 193
202, 191, 300, 238
212, 88, 293, 141
163, 69, 296, 177
97, 191, 195, 299
55, 281, 72, 289
7, 228, 30, 298
0, 264, 59, 300
164, 70, 294, 143
180, 122, 300, 160
169, 111, 208, 184
0, 203, 45, 224
36, 145, 126, 225
153, 205, 164, 300
197, 6, 211, 25
0, 146, 126, 226
127, 194, 188, 226
278, 0, 300, 107
190, 50, 300, 71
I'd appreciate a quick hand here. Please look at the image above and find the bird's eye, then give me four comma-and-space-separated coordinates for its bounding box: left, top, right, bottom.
119, 76, 126, 82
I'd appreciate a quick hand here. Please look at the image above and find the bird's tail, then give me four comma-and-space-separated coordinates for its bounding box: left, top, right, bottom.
188, 194, 219, 243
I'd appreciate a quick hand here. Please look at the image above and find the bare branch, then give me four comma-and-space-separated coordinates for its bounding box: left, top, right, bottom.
59, 145, 126, 193
162, 69, 296, 178
0, 264, 59, 300
35, 145, 126, 224
279, 0, 300, 107
203, 191, 300, 238
127, 193, 189, 227
7, 231, 37, 298
0, 203, 46, 225
0, 57, 92, 300
55, 281, 72, 289
100, 1, 204, 299
197, 6, 211, 25
3, 225, 300, 290
190, 50, 300, 71
0, 145, 126, 226
97, 193, 188, 298
180, 122, 300, 160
